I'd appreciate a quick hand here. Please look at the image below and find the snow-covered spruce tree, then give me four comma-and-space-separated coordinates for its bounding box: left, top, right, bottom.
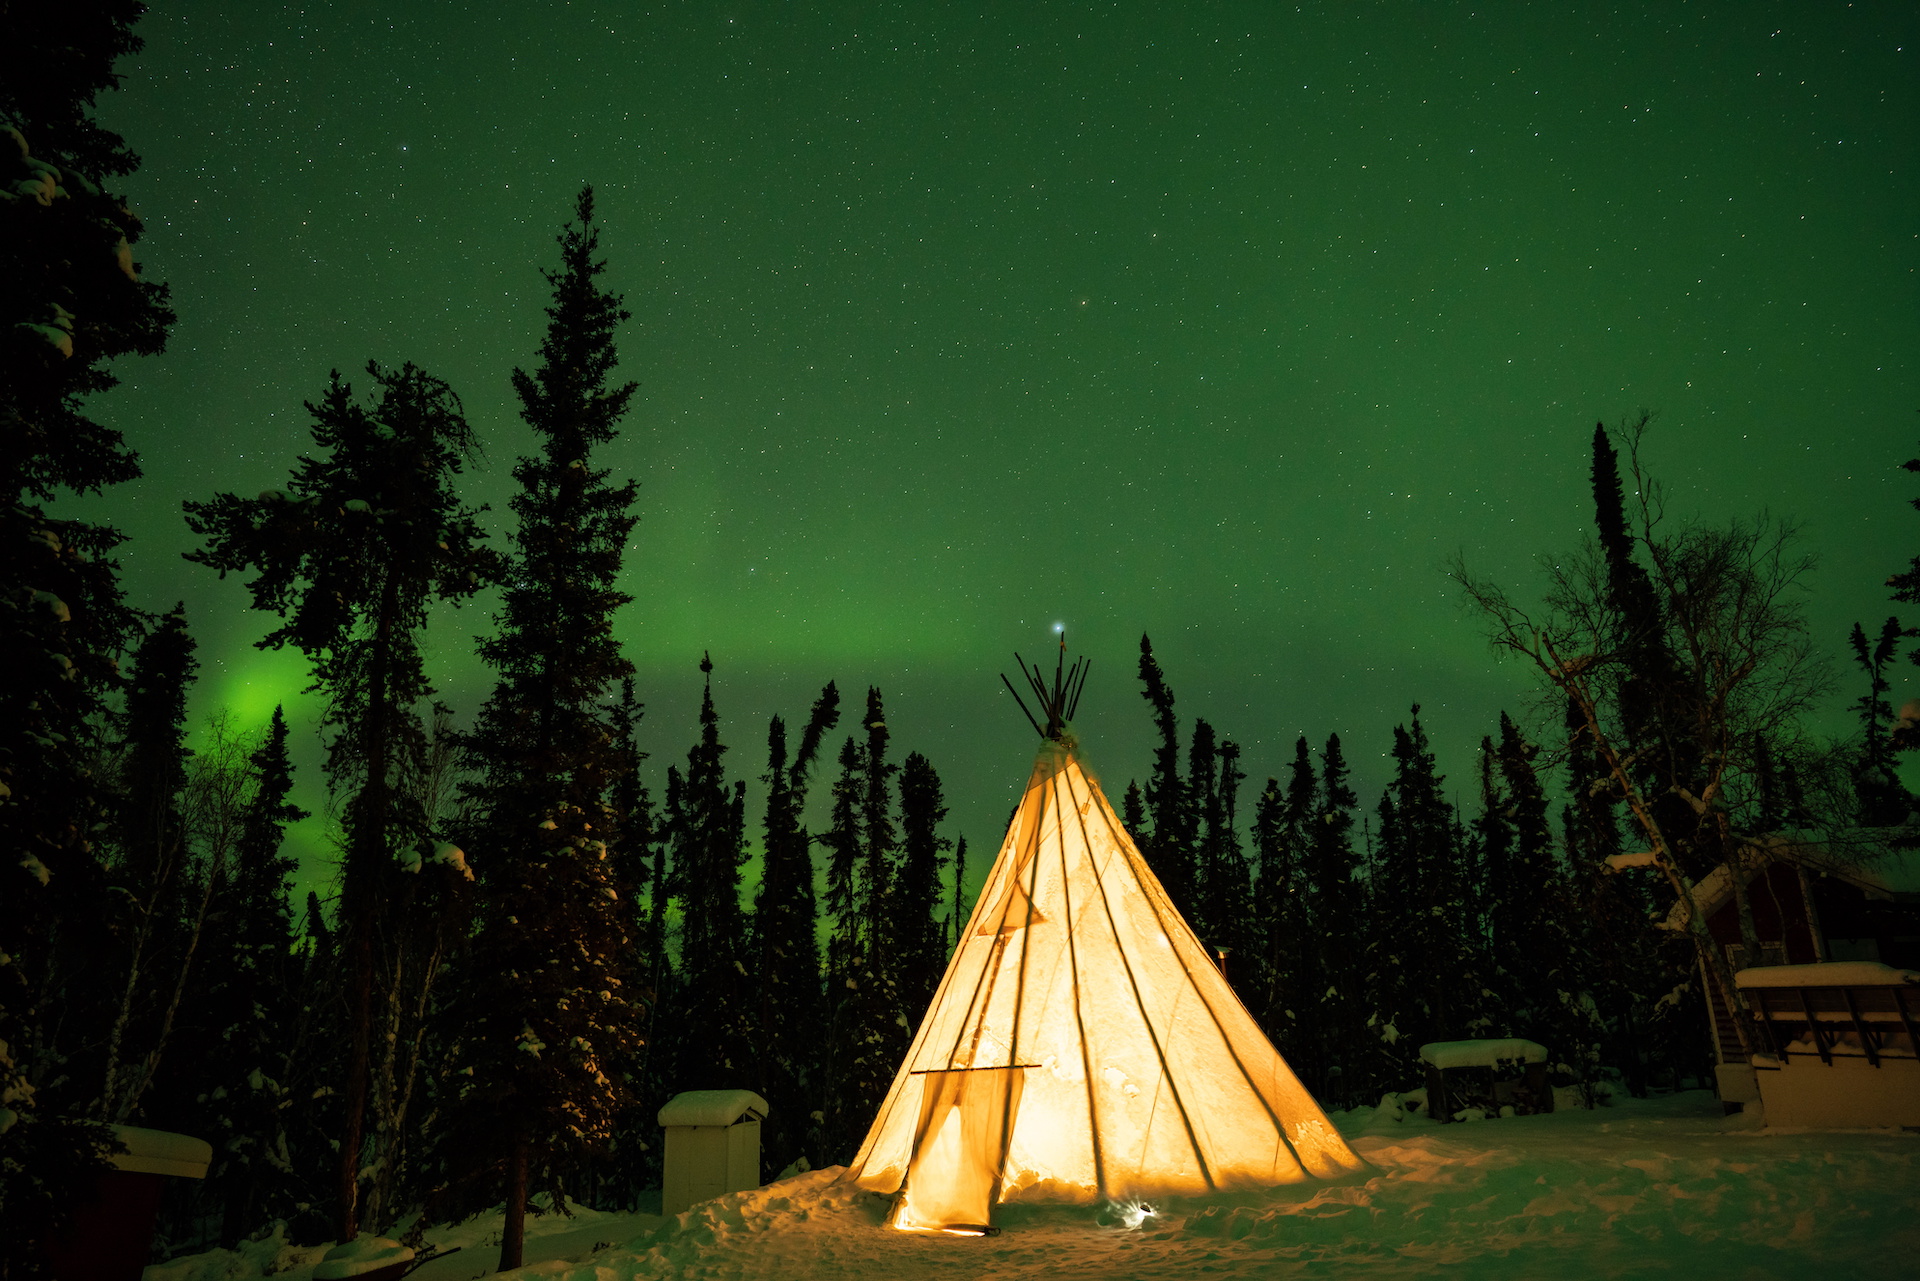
664, 658, 755, 1099
894, 749, 951, 1020
435, 188, 644, 1267
183, 361, 504, 1242
1135, 636, 1195, 914
1, 6, 175, 1266
1307, 734, 1367, 1108
751, 683, 840, 1174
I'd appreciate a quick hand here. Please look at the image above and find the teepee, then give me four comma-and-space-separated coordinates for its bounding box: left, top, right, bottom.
843, 647, 1366, 1233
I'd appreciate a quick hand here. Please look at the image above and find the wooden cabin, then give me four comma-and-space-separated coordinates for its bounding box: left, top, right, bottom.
1659, 836, 1920, 1126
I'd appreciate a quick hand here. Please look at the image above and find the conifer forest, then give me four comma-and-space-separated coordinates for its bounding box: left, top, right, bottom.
4, 4, 1917, 1279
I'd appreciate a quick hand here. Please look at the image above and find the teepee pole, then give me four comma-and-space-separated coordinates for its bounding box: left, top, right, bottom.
1052, 764, 1109, 1197
1065, 758, 1217, 1190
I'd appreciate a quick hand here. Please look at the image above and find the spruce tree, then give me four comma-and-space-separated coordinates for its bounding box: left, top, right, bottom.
1307, 734, 1365, 1107
1, 8, 174, 1248
819, 735, 867, 1161
1121, 781, 1147, 837
1848, 618, 1912, 824
184, 360, 505, 1240
95, 605, 198, 1125
823, 690, 908, 1162
180, 706, 308, 1242
1194, 731, 1251, 979
601, 677, 661, 1202
895, 751, 951, 1017
1364, 709, 1477, 1099
1491, 713, 1603, 1090
948, 834, 971, 947
1136, 636, 1194, 911
436, 188, 642, 1268
1251, 739, 1319, 1089
752, 683, 840, 1173
664, 658, 754, 1094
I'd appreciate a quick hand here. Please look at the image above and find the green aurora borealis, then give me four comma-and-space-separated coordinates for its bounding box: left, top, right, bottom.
65, 1, 1918, 898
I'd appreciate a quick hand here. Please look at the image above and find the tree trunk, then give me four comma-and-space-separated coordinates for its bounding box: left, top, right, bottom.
499, 1132, 529, 1272
338, 579, 398, 1243
1796, 865, 1828, 963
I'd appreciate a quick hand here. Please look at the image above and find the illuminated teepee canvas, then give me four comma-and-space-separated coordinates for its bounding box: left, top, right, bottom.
842, 646, 1367, 1233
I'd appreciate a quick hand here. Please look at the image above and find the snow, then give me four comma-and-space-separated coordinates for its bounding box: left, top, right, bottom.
143, 1093, 1920, 1281
111, 1125, 212, 1179
657, 1089, 769, 1127
311, 1239, 414, 1281
1734, 961, 1920, 989
433, 843, 474, 880
1602, 851, 1657, 871
1419, 1039, 1547, 1069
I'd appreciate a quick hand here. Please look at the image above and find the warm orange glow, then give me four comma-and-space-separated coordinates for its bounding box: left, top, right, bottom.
847, 738, 1368, 1234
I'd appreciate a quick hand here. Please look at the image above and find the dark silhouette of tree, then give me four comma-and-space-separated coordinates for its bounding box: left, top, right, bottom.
1484, 714, 1604, 1089
948, 834, 971, 947
895, 750, 952, 1017
1194, 730, 1251, 978
1365, 708, 1474, 1097
1251, 739, 1318, 1090
1136, 635, 1195, 913
1307, 734, 1365, 1107
95, 606, 198, 1126
204, 707, 307, 1240
1, 7, 175, 1263
601, 676, 661, 1201
184, 360, 504, 1240
1455, 418, 1828, 1064
819, 734, 865, 1160
664, 657, 754, 1094
435, 188, 643, 1270
823, 691, 908, 1162
752, 683, 840, 1173
1848, 618, 1912, 824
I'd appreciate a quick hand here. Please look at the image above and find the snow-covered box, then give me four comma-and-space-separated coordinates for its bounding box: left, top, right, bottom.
659, 1089, 768, 1216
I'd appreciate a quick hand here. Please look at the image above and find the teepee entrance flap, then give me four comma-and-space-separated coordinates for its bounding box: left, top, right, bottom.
891, 1066, 1027, 1233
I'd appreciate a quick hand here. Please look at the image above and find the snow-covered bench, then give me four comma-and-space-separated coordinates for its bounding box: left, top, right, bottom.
1419, 1039, 1552, 1121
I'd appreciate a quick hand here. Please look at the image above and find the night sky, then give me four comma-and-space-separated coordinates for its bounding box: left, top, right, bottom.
67, 1, 1918, 899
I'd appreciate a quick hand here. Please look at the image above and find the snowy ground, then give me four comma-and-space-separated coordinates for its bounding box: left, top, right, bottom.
151, 1091, 1920, 1281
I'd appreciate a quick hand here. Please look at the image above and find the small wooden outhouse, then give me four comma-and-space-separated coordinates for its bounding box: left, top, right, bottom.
658, 1089, 768, 1216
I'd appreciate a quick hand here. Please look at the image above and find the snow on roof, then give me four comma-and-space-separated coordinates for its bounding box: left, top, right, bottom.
312, 1238, 415, 1280
1658, 828, 1920, 932
1733, 961, 1920, 989
1418, 1039, 1547, 1069
658, 1089, 769, 1127
110, 1125, 212, 1179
